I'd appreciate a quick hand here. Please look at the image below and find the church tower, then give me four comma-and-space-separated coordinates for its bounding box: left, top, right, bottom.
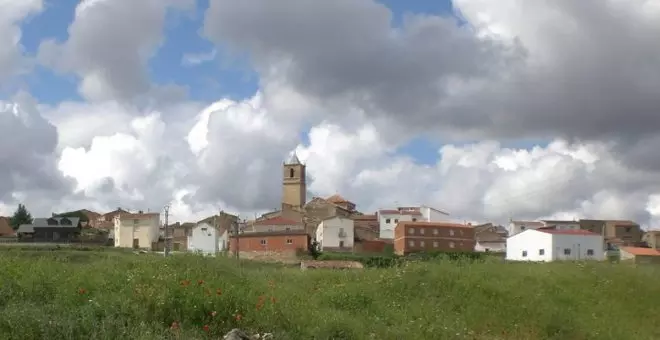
282, 152, 306, 210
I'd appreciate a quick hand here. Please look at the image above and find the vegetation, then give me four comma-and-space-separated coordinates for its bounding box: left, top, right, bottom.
1, 248, 659, 339
9, 203, 32, 230
53, 210, 90, 223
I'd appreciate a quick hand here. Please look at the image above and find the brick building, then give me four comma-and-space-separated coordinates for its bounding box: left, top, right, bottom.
394, 221, 475, 255
229, 230, 309, 258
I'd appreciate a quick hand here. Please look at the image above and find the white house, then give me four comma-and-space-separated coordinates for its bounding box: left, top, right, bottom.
378, 205, 449, 239
506, 228, 605, 262
187, 222, 229, 255
114, 212, 160, 249
316, 216, 354, 251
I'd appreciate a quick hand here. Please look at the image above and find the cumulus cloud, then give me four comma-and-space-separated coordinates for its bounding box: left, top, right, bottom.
0, 0, 43, 84
37, 0, 194, 102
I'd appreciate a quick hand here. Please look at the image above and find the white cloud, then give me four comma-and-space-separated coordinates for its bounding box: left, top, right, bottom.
181, 49, 217, 67
0, 0, 43, 83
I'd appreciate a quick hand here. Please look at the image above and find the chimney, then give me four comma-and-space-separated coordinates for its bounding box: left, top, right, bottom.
138, 210, 144, 214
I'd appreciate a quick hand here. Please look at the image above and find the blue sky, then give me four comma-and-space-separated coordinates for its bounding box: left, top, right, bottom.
15, 0, 544, 165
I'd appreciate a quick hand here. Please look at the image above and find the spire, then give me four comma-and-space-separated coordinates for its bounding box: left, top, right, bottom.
286, 151, 301, 165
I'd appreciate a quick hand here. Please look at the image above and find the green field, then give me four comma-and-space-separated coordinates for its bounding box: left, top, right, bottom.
1, 248, 659, 340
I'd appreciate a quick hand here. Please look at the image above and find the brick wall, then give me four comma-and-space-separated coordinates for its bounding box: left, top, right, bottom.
355, 239, 387, 253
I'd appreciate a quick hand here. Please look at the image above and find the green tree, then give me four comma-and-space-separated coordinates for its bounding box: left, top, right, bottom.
308, 240, 322, 260
10, 204, 33, 230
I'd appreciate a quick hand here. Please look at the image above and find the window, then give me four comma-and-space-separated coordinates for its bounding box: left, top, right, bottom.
521, 226, 526, 231
385, 218, 391, 224
449, 229, 455, 236
625, 227, 631, 233
412, 218, 417, 222
539, 249, 545, 255
286, 239, 293, 244
260, 239, 267, 245
449, 242, 455, 248
201, 227, 208, 231
420, 241, 425, 247
339, 241, 345, 248
289, 168, 294, 178
522, 250, 528, 257
394, 219, 399, 223
286, 227, 291, 231
564, 248, 571, 255
433, 228, 439, 235
587, 249, 594, 256
420, 228, 425, 235
408, 240, 415, 247
408, 228, 415, 235
433, 241, 438, 248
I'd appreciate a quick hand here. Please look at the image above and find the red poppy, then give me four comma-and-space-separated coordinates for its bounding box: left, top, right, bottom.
198, 279, 205, 286
202, 324, 210, 332
256, 302, 264, 311
216, 288, 222, 296
235, 314, 242, 321
180, 280, 191, 287
270, 296, 277, 304
170, 321, 179, 330
78, 288, 87, 295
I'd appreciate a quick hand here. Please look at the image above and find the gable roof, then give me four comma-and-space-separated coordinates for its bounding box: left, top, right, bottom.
253, 216, 301, 226
326, 194, 350, 204
619, 247, 660, 256
536, 228, 599, 236
17, 224, 34, 233
33, 217, 81, 228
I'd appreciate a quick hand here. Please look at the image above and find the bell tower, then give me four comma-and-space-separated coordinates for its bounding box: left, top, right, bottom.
282, 152, 306, 209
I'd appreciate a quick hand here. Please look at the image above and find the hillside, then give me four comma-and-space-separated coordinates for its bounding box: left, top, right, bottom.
0, 249, 659, 339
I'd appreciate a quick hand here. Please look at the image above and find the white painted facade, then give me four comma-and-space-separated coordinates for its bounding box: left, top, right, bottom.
114, 214, 160, 249
506, 229, 605, 262
187, 222, 229, 255
378, 211, 414, 239
316, 216, 354, 250
507, 220, 545, 236
419, 205, 449, 222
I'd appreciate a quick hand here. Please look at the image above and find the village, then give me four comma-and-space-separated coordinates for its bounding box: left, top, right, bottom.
2, 153, 660, 265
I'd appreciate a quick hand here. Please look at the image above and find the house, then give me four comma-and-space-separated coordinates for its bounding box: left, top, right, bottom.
579, 219, 644, 247
16, 217, 81, 242
114, 212, 160, 249
316, 216, 354, 251
53, 209, 101, 228
160, 222, 195, 251
0, 216, 14, 236
393, 221, 475, 255
474, 223, 507, 252
352, 214, 379, 241
229, 230, 309, 260
619, 246, 660, 264
506, 228, 604, 262
249, 216, 304, 233
642, 230, 660, 250
507, 220, 546, 236
378, 206, 449, 240
188, 221, 229, 255
541, 220, 580, 230
325, 194, 357, 212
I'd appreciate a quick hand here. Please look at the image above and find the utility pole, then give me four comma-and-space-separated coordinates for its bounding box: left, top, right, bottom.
163, 204, 170, 257
234, 214, 241, 260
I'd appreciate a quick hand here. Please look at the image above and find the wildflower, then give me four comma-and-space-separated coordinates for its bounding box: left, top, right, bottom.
198, 279, 205, 286
216, 288, 222, 296
180, 280, 191, 287
268, 280, 275, 288
256, 302, 264, 311
170, 321, 179, 330
204, 288, 211, 296
78, 288, 87, 295
209, 311, 217, 317
234, 314, 242, 321
202, 324, 210, 332
270, 296, 277, 304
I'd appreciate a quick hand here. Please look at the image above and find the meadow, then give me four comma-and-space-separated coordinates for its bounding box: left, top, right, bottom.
1, 247, 659, 340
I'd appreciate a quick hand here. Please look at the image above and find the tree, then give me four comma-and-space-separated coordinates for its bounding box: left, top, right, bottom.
10, 204, 33, 230
308, 240, 322, 260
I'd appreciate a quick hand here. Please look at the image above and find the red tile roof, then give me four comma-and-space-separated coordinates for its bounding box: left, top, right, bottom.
253, 216, 301, 226
537, 229, 599, 236
326, 194, 350, 204
0, 217, 15, 236
397, 221, 472, 229
619, 247, 660, 256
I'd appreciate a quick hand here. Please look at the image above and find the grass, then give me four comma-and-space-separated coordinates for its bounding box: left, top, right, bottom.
1, 249, 659, 340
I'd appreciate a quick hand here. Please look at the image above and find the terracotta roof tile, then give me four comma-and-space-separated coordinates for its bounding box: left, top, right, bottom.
397, 221, 471, 229
253, 216, 301, 226
619, 247, 660, 256
326, 194, 350, 204
537, 229, 599, 236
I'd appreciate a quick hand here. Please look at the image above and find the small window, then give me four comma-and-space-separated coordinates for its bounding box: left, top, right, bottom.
408, 240, 415, 247
286, 227, 291, 231
286, 239, 293, 244
385, 218, 391, 224
412, 218, 417, 222
260, 239, 267, 245
339, 241, 345, 248
587, 249, 594, 256
521, 226, 526, 231
539, 249, 545, 255
449, 229, 455, 236
394, 219, 399, 223
449, 242, 455, 248
522, 250, 528, 257
408, 228, 415, 235
420, 241, 425, 247
433, 228, 438, 235
433, 241, 438, 248
289, 168, 294, 178
564, 248, 571, 255
201, 227, 208, 231
420, 228, 425, 235
625, 227, 631, 233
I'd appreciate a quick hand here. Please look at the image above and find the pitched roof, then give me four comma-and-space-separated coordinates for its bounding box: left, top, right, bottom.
619, 247, 660, 256
287, 152, 301, 165
326, 194, 350, 204
253, 216, 301, 226
397, 221, 472, 229
536, 229, 599, 236
33, 217, 81, 228
17, 224, 34, 233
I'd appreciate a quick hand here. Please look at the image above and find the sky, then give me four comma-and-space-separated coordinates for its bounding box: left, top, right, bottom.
1, 0, 660, 228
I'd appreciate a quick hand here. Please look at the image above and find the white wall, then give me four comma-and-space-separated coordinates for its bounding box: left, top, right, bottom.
507, 221, 544, 236
188, 222, 220, 254
507, 230, 605, 262
420, 206, 448, 222
507, 230, 554, 261
317, 216, 354, 250
550, 234, 604, 261
379, 212, 412, 239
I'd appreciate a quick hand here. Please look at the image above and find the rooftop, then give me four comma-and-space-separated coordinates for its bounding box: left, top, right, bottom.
619, 247, 660, 256
397, 221, 471, 229
537, 229, 599, 236
253, 216, 301, 226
